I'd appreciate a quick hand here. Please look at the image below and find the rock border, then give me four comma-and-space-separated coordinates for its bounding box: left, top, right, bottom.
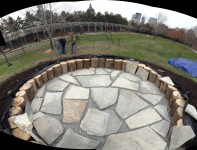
8, 57, 186, 144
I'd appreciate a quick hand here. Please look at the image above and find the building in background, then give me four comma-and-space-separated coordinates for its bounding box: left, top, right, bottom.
87, 3, 95, 14
141, 16, 145, 24
148, 17, 157, 27
131, 13, 142, 24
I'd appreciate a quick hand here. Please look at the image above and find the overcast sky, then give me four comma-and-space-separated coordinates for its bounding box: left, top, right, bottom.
3, 0, 197, 29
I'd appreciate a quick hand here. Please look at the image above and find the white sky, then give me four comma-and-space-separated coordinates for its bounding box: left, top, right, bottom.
3, 0, 197, 29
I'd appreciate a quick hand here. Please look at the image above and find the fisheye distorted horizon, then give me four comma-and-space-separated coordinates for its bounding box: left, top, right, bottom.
2, 0, 197, 29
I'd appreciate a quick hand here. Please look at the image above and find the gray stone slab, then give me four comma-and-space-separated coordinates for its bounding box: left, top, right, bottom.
32, 112, 44, 121
151, 120, 170, 137
13, 113, 33, 134
29, 131, 46, 145
111, 70, 121, 80
25, 101, 33, 123
80, 107, 122, 136
169, 126, 195, 149
125, 126, 167, 150
33, 115, 64, 145
102, 133, 143, 150
72, 68, 95, 76
135, 67, 149, 81
64, 85, 89, 100
76, 75, 111, 87
185, 104, 197, 120
137, 93, 163, 105
116, 89, 149, 119
154, 104, 170, 122
140, 81, 163, 95
41, 92, 62, 115
91, 88, 118, 109
105, 69, 113, 72
59, 74, 80, 85
120, 72, 141, 82
160, 76, 175, 86
125, 107, 162, 130
35, 85, 46, 98
105, 110, 123, 135
112, 77, 139, 91
125, 61, 139, 74
56, 128, 100, 149
31, 98, 43, 113
46, 78, 69, 91
96, 68, 109, 74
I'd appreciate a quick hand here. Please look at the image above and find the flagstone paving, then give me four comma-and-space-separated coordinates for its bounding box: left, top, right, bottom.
111, 77, 139, 90
91, 88, 118, 109
136, 92, 163, 105
76, 75, 111, 87
29, 68, 175, 149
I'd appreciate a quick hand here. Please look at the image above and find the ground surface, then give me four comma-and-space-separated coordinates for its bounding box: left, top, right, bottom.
29, 68, 172, 150
0, 32, 197, 83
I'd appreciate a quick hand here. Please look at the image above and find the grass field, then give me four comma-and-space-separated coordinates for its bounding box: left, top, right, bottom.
0, 32, 197, 83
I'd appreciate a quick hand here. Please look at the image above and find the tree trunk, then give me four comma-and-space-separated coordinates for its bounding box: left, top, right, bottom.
49, 33, 54, 50
0, 46, 11, 66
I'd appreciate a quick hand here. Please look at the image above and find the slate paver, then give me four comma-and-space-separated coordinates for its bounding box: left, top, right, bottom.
112, 77, 139, 91
137, 93, 163, 105
59, 74, 80, 85
116, 89, 149, 119
46, 78, 69, 91
96, 68, 109, 74
111, 70, 121, 80
140, 81, 163, 95
80, 107, 122, 136
41, 92, 62, 115
154, 104, 170, 122
31, 98, 43, 113
101, 133, 143, 150
33, 115, 64, 145
125, 107, 162, 130
151, 120, 170, 137
76, 75, 111, 87
72, 68, 95, 76
35, 85, 46, 98
120, 72, 141, 82
64, 85, 89, 100
91, 88, 118, 109
56, 128, 100, 149
169, 126, 195, 149
62, 100, 87, 123
125, 61, 139, 74
135, 67, 149, 80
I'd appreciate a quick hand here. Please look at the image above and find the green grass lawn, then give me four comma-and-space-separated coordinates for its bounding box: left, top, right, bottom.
0, 32, 197, 83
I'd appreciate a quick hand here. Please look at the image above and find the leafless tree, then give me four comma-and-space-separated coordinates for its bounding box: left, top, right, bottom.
156, 12, 168, 25
18, 2, 72, 50
154, 12, 168, 37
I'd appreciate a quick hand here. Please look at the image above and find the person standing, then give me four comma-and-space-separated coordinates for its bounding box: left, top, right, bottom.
69, 35, 77, 54
60, 36, 66, 54
55, 38, 62, 55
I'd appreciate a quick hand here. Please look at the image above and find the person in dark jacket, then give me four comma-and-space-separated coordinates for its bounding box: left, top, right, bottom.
59, 36, 66, 54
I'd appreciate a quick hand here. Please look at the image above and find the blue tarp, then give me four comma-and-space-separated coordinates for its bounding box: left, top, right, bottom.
168, 58, 197, 77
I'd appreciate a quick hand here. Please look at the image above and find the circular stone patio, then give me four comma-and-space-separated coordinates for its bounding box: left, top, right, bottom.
27, 67, 170, 150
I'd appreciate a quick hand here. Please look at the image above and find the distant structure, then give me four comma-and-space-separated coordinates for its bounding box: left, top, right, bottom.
148, 17, 157, 27
141, 16, 145, 24
131, 13, 142, 24
87, 3, 95, 14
